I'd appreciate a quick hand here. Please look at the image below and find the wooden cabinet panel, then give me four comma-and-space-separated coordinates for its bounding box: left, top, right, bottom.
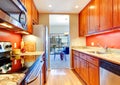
32, 0, 39, 24
113, 0, 120, 27
21, 0, 39, 33
80, 59, 89, 85
72, 50, 99, 85
88, 0, 99, 34
79, 53, 86, 60
79, 6, 89, 36
87, 55, 99, 66
88, 63, 99, 85
99, 0, 113, 30
24, 0, 33, 33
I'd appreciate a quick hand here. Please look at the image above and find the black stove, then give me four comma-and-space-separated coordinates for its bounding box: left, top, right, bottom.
0, 42, 12, 73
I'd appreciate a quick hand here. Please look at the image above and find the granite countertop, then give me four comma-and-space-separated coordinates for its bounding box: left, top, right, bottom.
0, 73, 25, 85
20, 51, 44, 56
72, 47, 120, 65
12, 51, 44, 56
0, 51, 44, 85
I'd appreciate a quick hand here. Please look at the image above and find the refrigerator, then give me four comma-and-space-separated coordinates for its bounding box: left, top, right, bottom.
33, 25, 49, 82
23, 25, 49, 83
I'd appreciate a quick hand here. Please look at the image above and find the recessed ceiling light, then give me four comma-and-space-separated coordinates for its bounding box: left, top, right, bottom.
89, 6, 95, 9
48, 4, 52, 8
75, 5, 79, 8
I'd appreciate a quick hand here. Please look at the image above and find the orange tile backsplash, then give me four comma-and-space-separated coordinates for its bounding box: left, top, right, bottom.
86, 31, 120, 49
0, 29, 22, 49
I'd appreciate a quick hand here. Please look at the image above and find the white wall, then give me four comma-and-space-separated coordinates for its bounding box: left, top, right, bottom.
69, 14, 86, 47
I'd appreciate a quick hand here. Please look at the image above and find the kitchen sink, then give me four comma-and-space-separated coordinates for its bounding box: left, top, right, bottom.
87, 51, 110, 54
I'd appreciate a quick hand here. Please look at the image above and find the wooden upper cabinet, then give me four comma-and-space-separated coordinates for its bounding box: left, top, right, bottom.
113, 0, 120, 27
88, 0, 99, 34
32, 0, 39, 24
21, 0, 39, 34
79, 6, 89, 36
21, 0, 25, 6
99, 0, 113, 31
21, 0, 33, 33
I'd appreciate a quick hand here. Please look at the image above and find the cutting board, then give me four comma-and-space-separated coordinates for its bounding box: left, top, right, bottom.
24, 41, 36, 62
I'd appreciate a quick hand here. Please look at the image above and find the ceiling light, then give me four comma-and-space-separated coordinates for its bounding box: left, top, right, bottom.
75, 5, 79, 8
0, 23, 13, 28
89, 6, 95, 9
48, 4, 52, 8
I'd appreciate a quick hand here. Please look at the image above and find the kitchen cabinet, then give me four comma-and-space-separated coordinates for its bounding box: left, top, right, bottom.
80, 58, 89, 85
88, 63, 99, 85
113, 0, 120, 27
79, 6, 89, 36
73, 51, 79, 74
88, 0, 99, 34
79, 0, 120, 35
32, 0, 39, 24
24, 0, 33, 33
99, 0, 113, 31
72, 50, 99, 85
21, 0, 39, 33
87, 55, 99, 85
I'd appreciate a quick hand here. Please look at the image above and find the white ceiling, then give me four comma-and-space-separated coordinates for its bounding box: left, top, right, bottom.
33, 0, 91, 14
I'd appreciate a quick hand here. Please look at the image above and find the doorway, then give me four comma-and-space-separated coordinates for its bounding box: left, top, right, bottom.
49, 14, 70, 69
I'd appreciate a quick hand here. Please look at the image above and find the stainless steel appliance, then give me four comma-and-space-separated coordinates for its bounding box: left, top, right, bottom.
24, 56, 44, 85
100, 60, 120, 85
0, 42, 12, 73
0, 0, 27, 31
33, 25, 49, 82
23, 25, 49, 84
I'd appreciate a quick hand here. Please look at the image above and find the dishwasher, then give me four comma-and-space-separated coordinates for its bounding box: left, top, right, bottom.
100, 60, 120, 85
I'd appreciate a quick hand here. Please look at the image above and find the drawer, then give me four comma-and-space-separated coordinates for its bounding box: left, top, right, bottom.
73, 50, 79, 56
87, 55, 99, 66
79, 53, 87, 60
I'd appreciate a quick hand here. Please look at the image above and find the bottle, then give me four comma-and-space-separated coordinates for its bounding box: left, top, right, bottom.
21, 39, 24, 49
21, 39, 26, 53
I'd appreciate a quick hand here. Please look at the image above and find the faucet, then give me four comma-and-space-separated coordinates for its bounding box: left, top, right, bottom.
96, 43, 108, 53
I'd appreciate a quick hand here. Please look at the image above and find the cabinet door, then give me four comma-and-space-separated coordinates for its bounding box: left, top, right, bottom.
74, 55, 77, 72
113, 0, 120, 27
79, 6, 89, 36
80, 59, 89, 85
32, 1, 39, 24
99, 0, 112, 30
88, 63, 99, 85
88, 0, 99, 34
24, 0, 33, 33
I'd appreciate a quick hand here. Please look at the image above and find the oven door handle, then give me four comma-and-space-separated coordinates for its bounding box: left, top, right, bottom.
25, 61, 44, 84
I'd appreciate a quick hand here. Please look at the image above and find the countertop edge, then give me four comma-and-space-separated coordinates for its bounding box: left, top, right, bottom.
72, 48, 120, 65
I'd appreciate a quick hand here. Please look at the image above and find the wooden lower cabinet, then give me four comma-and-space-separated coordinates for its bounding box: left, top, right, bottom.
72, 50, 99, 85
80, 58, 89, 85
88, 63, 99, 85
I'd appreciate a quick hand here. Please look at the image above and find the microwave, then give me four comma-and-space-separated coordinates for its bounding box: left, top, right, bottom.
0, 0, 27, 31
